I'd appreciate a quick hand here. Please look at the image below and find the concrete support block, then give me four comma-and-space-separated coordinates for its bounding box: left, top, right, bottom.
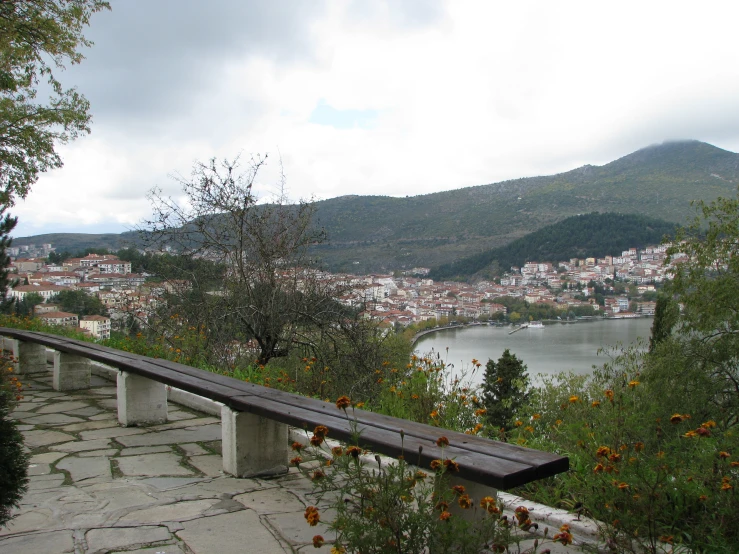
0, 336, 16, 355
448, 475, 498, 521
53, 351, 91, 391
117, 371, 168, 426
221, 406, 288, 478
17, 341, 49, 375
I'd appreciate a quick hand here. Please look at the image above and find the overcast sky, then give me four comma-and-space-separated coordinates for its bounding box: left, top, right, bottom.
11, 0, 739, 237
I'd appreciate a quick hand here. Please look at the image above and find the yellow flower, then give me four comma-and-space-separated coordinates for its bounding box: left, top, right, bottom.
628, 380, 640, 388
569, 395, 579, 403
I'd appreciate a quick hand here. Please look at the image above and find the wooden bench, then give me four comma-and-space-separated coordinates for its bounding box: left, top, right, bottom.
1, 327, 568, 491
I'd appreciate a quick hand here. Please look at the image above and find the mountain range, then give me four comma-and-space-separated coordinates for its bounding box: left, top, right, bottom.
12, 140, 739, 273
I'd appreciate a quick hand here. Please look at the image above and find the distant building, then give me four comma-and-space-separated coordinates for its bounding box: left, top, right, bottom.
80, 315, 111, 340
38, 311, 78, 327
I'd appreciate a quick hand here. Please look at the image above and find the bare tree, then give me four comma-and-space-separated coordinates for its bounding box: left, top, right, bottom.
144, 155, 347, 366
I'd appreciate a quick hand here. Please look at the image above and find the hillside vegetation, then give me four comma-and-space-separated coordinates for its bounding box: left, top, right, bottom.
12, 140, 738, 272
428, 212, 677, 280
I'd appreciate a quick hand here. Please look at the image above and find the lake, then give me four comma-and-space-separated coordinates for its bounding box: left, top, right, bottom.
414, 319, 654, 387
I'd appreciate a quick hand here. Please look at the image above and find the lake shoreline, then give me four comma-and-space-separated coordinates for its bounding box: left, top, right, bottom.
414, 318, 654, 386
411, 316, 652, 346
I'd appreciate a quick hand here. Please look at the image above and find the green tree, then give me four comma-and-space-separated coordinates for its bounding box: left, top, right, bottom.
50, 289, 105, 316
481, 349, 529, 433
14, 291, 43, 316
648, 294, 679, 353
664, 188, 739, 423
0, 209, 17, 312
0, 0, 110, 205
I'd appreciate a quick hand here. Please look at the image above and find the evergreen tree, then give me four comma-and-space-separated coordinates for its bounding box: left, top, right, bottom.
482, 349, 529, 434
0, 210, 17, 312
0, 208, 28, 527
648, 294, 679, 353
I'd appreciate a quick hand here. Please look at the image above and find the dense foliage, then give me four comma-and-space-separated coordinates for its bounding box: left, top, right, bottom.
0, 0, 110, 205
0, 353, 28, 528
429, 212, 677, 280
511, 189, 739, 552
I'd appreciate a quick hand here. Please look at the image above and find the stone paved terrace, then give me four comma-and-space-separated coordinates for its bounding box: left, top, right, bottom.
3, 371, 596, 553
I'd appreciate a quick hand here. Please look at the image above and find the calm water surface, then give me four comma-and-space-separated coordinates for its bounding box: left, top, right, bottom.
415, 319, 653, 387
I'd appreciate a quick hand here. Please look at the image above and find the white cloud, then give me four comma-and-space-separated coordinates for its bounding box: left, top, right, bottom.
11, 0, 739, 237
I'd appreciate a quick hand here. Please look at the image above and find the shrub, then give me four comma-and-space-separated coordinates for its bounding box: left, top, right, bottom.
0, 353, 29, 527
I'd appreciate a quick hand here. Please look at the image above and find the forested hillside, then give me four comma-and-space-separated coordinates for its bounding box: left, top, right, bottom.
429, 213, 677, 280
12, 141, 738, 272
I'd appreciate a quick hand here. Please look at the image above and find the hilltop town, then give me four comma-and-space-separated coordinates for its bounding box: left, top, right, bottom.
6, 240, 680, 336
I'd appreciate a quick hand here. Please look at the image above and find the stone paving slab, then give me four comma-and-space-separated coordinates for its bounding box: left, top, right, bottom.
36, 400, 92, 413
2, 373, 590, 554
116, 452, 195, 477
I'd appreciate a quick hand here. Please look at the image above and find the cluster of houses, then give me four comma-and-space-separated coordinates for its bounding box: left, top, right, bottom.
7, 253, 146, 339
7, 243, 678, 336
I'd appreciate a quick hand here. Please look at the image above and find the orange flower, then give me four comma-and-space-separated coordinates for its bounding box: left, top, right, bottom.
314, 425, 329, 438
304, 506, 320, 526
436, 436, 449, 447
721, 482, 733, 491
291, 441, 303, 451
695, 427, 711, 437
699, 494, 708, 501
346, 446, 362, 458
617, 482, 629, 490
430, 410, 439, 419
604, 389, 614, 401
290, 456, 303, 465
593, 463, 604, 473
532, 413, 541, 420
452, 485, 466, 495
435, 500, 449, 512
628, 380, 640, 388
514, 420, 523, 427
731, 462, 739, 468
312, 535, 325, 547
475, 408, 487, 416
335, 396, 350, 410
480, 496, 499, 514
430, 459, 442, 470
683, 430, 697, 438
634, 442, 645, 452
444, 459, 460, 472
591, 400, 601, 408
569, 395, 579, 403
415, 470, 428, 480
524, 425, 535, 433
311, 470, 325, 481
458, 494, 472, 509
670, 414, 683, 424
702, 420, 717, 428
553, 531, 573, 545
596, 446, 611, 458
719, 451, 731, 459
439, 511, 452, 521
331, 446, 343, 457
310, 434, 324, 446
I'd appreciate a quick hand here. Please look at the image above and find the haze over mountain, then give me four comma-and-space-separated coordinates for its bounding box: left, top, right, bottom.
13, 140, 739, 273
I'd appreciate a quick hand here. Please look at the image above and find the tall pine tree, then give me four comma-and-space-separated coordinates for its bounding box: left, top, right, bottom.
482, 349, 529, 435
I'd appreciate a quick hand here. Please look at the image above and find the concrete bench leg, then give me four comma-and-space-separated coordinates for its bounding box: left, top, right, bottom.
117, 371, 168, 426
221, 406, 288, 478
17, 341, 49, 375
448, 475, 498, 521
53, 351, 91, 391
